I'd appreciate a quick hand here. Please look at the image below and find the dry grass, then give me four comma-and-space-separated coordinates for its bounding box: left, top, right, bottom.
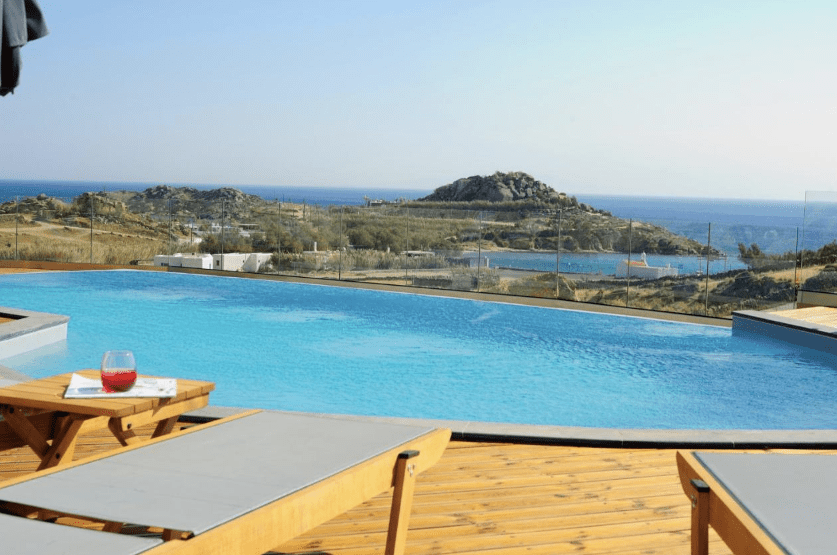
0, 219, 170, 265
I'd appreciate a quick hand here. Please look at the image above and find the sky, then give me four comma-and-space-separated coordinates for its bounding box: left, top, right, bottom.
1, 0, 835, 200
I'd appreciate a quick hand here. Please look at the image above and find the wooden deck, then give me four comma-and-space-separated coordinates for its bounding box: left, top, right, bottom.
772, 306, 837, 329
273, 441, 739, 555
9, 421, 824, 554
3, 419, 834, 554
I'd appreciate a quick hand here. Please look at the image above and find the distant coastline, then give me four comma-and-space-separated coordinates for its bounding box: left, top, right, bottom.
0, 179, 428, 207
0, 179, 824, 255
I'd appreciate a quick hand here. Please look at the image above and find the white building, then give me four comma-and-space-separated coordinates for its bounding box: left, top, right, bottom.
181, 254, 213, 269
243, 253, 272, 273
212, 253, 248, 271
616, 253, 679, 280
155, 252, 271, 272
153, 254, 183, 267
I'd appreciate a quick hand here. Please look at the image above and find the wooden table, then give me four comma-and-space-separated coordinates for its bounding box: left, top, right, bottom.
0, 370, 214, 470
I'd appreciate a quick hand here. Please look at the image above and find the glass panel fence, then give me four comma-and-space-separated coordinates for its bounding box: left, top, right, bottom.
704, 221, 798, 315
801, 191, 837, 294
1, 191, 818, 320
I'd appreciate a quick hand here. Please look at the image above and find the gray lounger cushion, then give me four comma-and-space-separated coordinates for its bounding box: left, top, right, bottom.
0, 512, 161, 555
0, 411, 434, 535
695, 452, 837, 554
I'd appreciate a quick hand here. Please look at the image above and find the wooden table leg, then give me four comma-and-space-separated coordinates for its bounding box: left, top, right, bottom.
108, 394, 210, 446
0, 405, 51, 459
151, 416, 178, 438
38, 414, 86, 470
108, 417, 141, 446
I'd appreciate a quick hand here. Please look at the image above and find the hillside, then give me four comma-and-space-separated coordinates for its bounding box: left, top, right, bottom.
415, 172, 713, 255
107, 185, 274, 221
1, 178, 716, 256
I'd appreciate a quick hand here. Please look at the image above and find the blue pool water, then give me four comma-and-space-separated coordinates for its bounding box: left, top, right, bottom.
1, 271, 836, 429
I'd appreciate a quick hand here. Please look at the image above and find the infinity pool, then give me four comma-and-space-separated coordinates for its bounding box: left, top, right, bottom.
1, 270, 836, 429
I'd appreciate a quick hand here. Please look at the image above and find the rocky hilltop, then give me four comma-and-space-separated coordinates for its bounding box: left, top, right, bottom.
420, 171, 564, 203
106, 185, 271, 221
415, 172, 712, 256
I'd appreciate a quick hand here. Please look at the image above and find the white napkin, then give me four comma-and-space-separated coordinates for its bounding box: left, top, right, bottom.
64, 373, 177, 398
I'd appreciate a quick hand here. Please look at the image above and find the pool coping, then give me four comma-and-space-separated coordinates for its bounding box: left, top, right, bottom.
182, 406, 837, 450
733, 309, 837, 352
0, 307, 69, 359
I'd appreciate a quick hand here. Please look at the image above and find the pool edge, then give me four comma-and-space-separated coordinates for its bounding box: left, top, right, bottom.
181, 406, 837, 450
0, 307, 69, 359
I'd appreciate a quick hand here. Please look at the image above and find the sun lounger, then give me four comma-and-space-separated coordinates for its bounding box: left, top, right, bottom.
0, 409, 450, 555
0, 365, 28, 389
1, 512, 164, 555
677, 450, 837, 555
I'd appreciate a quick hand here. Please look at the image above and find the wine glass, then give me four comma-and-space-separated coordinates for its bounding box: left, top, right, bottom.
101, 350, 137, 393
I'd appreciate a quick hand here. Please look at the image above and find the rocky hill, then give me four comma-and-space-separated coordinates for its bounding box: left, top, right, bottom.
416, 172, 713, 256
1, 180, 716, 256
107, 185, 271, 221
420, 171, 565, 203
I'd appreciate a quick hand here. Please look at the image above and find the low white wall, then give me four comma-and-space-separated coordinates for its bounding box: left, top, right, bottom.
181, 254, 213, 269
0, 322, 68, 359
616, 261, 678, 279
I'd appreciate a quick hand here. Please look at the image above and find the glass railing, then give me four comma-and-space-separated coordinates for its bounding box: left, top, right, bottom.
799, 191, 837, 297
0, 192, 820, 319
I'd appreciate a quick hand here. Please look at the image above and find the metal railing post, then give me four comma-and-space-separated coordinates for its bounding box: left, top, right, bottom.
90, 194, 94, 264
626, 219, 632, 307
15, 196, 19, 260
404, 205, 409, 285
556, 209, 562, 298
794, 226, 800, 306
476, 211, 482, 292
277, 201, 282, 258
704, 223, 711, 315
168, 199, 173, 256
338, 207, 343, 280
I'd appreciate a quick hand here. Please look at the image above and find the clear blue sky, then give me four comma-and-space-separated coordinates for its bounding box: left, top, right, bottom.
2, 0, 835, 199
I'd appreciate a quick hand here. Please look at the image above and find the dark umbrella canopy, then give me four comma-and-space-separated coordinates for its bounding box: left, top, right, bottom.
1, 0, 48, 96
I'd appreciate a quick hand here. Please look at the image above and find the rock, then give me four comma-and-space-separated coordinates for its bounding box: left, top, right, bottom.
419, 171, 563, 203
715, 271, 794, 301
803, 269, 837, 292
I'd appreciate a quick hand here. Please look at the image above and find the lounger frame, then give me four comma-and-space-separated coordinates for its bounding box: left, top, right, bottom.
0, 409, 451, 555
676, 451, 787, 555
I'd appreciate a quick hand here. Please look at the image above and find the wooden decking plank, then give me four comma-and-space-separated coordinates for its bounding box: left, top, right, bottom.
356, 476, 684, 512
421, 458, 679, 485
279, 515, 694, 554
337, 491, 687, 527
2, 431, 804, 555
428, 450, 678, 475
286, 496, 689, 539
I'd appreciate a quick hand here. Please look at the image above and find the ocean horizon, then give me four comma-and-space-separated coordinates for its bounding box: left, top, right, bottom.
0, 179, 427, 207
0, 179, 832, 256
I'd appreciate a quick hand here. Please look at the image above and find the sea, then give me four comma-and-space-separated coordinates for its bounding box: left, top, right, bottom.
1, 179, 835, 275
0, 179, 423, 206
